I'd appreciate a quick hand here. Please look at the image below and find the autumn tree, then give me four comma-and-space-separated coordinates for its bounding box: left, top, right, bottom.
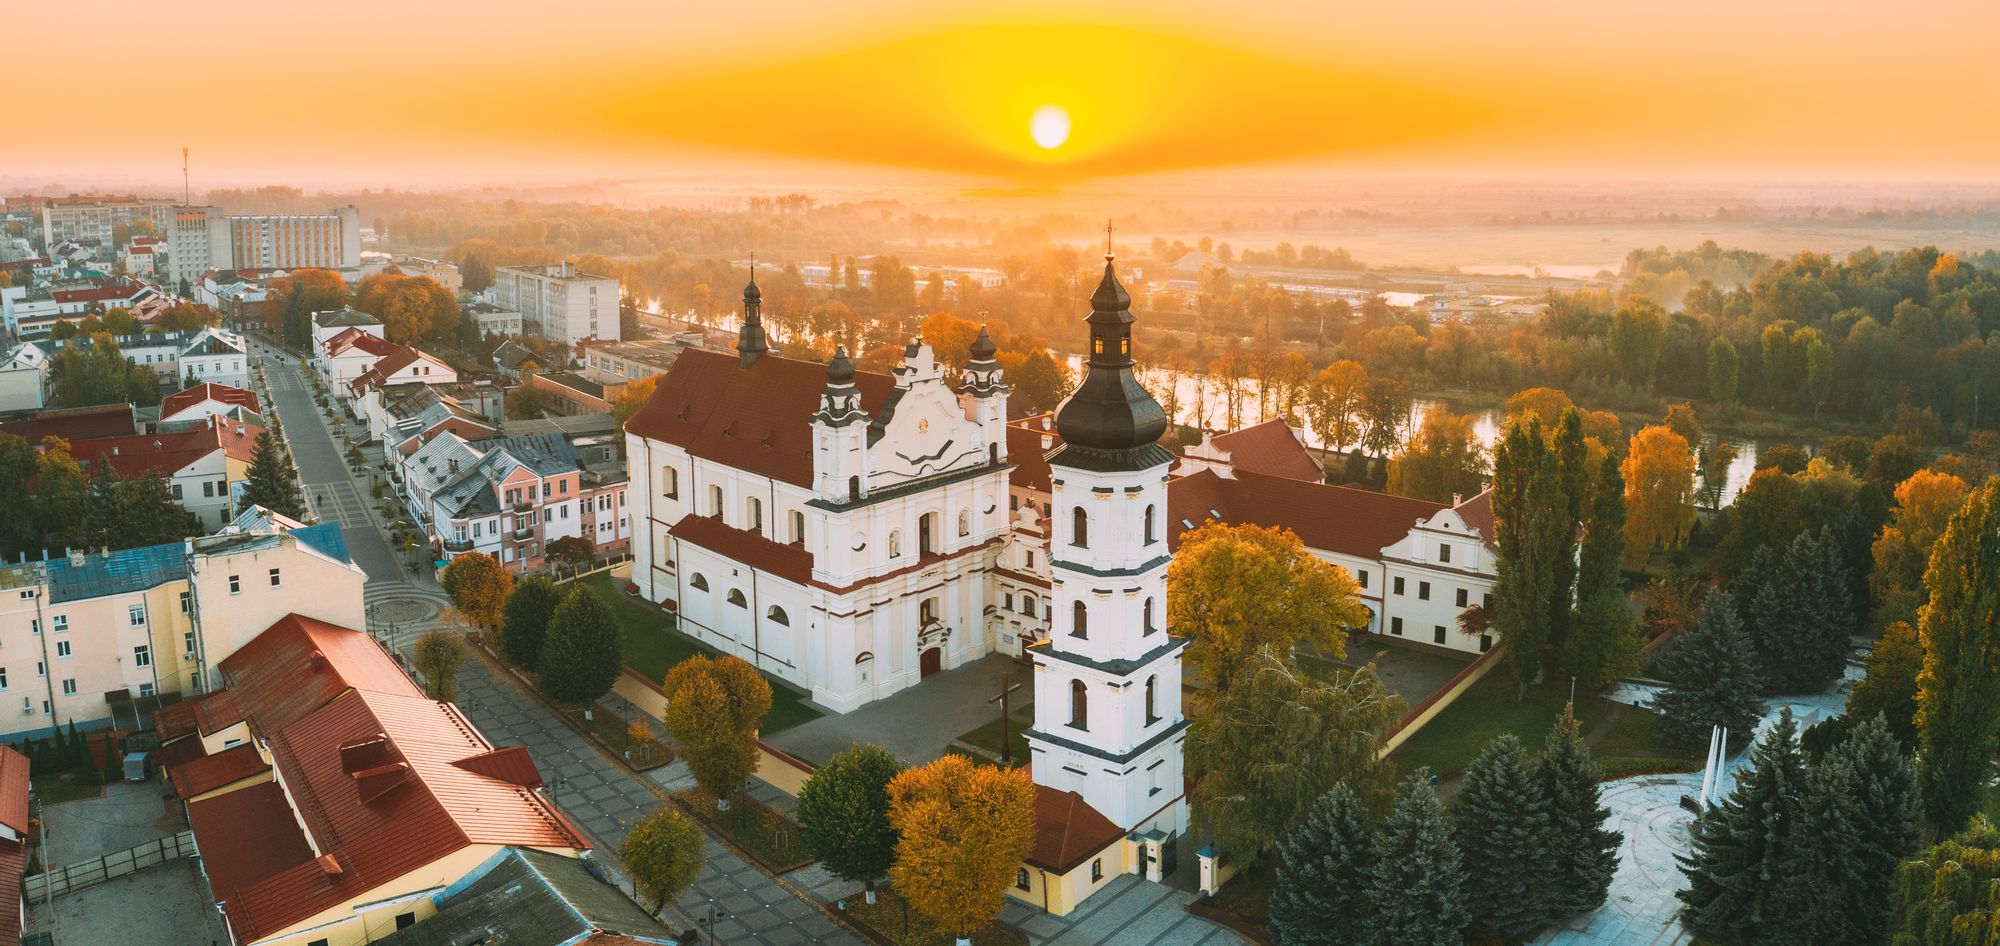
1869, 470, 1970, 626
1914, 478, 2000, 836
1849, 620, 1922, 746
1621, 424, 1696, 567
0, 436, 38, 561
1385, 404, 1484, 504
33, 437, 87, 552
887, 755, 1036, 946
1167, 522, 1368, 695
266, 268, 350, 349
620, 807, 705, 913
1607, 299, 1667, 389
538, 585, 623, 706
358, 273, 459, 346
1894, 817, 2000, 944
1307, 360, 1367, 453
546, 535, 595, 569
1187, 650, 1401, 860
611, 374, 659, 430
797, 744, 904, 903
412, 628, 466, 701
661, 655, 772, 806
440, 552, 512, 631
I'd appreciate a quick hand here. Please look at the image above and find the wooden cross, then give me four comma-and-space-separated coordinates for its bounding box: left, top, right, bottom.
988, 670, 1027, 765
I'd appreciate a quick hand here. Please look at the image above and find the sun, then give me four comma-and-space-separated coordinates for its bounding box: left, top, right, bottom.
1030, 104, 1070, 150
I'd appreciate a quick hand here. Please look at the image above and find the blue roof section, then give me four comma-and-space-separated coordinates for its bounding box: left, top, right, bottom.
291, 522, 351, 565
45, 542, 185, 603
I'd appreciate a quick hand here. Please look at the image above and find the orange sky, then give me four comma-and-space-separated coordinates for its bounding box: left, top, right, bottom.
11, 0, 2000, 189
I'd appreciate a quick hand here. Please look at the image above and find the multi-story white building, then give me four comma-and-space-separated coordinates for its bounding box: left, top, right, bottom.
38, 195, 177, 248
0, 345, 48, 413
227, 207, 361, 271
1016, 255, 1188, 915
491, 261, 619, 344
625, 277, 1011, 711
166, 205, 233, 289
0, 511, 361, 740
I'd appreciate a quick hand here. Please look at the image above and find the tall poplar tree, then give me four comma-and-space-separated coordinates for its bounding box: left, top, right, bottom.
1914, 479, 2000, 836
1454, 734, 1554, 939
1564, 452, 1640, 689
1490, 418, 1562, 692
1365, 772, 1468, 946
1269, 785, 1375, 946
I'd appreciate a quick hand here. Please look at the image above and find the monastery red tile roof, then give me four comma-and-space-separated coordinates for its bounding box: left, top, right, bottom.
168, 742, 267, 798
1006, 418, 1059, 493
1451, 488, 1498, 551
1027, 784, 1123, 873
1166, 468, 1446, 559
160, 381, 260, 419
668, 513, 814, 585
625, 348, 894, 487
50, 278, 146, 304
0, 404, 137, 443
1206, 420, 1325, 482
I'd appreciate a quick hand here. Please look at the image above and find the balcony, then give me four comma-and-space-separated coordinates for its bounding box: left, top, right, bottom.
511, 500, 534, 513
443, 537, 475, 553
512, 524, 536, 540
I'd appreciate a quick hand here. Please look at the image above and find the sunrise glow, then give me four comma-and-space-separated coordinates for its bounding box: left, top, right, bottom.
1031, 105, 1071, 151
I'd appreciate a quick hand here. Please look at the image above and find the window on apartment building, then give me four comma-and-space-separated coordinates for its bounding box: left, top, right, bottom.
396, 913, 416, 930
1418, 581, 1431, 601
501, 548, 514, 563
1439, 543, 1452, 563
203, 481, 215, 498
55, 642, 70, 659
542, 483, 551, 499
128, 606, 145, 626
269, 568, 281, 588
171, 483, 183, 500
134, 646, 151, 668
39, 701, 49, 716
35, 662, 44, 677
0, 669, 7, 690
1456, 588, 1469, 607
228, 575, 241, 594
662, 467, 679, 499
184, 632, 196, 657
52, 615, 67, 633
1391, 617, 1404, 636
180, 591, 191, 614
1393, 576, 1405, 596
61, 679, 76, 696
140, 682, 155, 698
559, 480, 568, 495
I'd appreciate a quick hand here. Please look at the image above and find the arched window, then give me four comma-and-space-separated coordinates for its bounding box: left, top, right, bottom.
789, 510, 805, 545
1069, 679, 1088, 730
1071, 507, 1088, 547
888, 530, 902, 558
661, 466, 679, 500
848, 475, 861, 501
1021, 593, 1037, 616
1071, 601, 1088, 639
689, 573, 709, 591
708, 485, 724, 518
957, 510, 970, 537
748, 497, 763, 533
1145, 675, 1159, 724
726, 589, 747, 608
1144, 505, 1156, 544
767, 605, 789, 625
1143, 597, 1156, 635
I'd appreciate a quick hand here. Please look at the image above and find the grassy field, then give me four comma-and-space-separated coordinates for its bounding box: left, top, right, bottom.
1386, 670, 1701, 781
580, 573, 823, 735
956, 703, 1035, 767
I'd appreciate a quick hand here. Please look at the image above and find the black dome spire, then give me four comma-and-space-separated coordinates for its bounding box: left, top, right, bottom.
1052, 254, 1167, 457
968, 323, 997, 362
737, 263, 768, 367
826, 345, 855, 384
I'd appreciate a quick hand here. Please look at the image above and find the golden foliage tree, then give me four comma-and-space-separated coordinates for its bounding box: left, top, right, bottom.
439, 552, 512, 630
1167, 522, 1367, 694
1620, 425, 1696, 567
620, 806, 706, 912
612, 374, 660, 430
1386, 404, 1485, 504
887, 755, 1036, 944
1870, 469, 1970, 625
1915, 478, 2000, 835
661, 655, 772, 806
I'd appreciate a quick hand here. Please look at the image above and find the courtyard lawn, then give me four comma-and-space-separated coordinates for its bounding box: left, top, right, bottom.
1386, 670, 1700, 782
579, 572, 823, 735
954, 703, 1034, 768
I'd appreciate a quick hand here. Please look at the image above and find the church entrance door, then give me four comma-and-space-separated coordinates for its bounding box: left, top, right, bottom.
920, 647, 942, 677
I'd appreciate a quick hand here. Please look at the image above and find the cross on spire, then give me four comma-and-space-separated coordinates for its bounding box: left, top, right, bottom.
1104, 219, 1115, 260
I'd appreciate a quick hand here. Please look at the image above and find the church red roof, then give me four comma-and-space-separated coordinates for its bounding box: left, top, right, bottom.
1027, 784, 1123, 873
667, 513, 813, 585
1006, 417, 1059, 493
625, 348, 894, 488
1206, 420, 1325, 482
1166, 468, 1446, 559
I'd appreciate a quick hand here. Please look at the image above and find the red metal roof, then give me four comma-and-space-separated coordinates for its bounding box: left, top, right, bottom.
154, 694, 211, 742
0, 745, 28, 838
1166, 468, 1445, 559
194, 691, 245, 735
1207, 420, 1325, 482
187, 780, 317, 910
0, 404, 137, 443
668, 513, 814, 585
324, 328, 401, 359
1027, 784, 1122, 873
160, 382, 261, 420
67, 416, 261, 478
625, 348, 894, 487
218, 614, 423, 738
155, 734, 208, 769
349, 347, 446, 395
1006, 416, 1059, 493
50, 278, 147, 304
168, 742, 268, 798
1451, 488, 1498, 552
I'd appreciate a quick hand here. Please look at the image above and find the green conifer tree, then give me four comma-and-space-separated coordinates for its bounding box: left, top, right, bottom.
1677, 708, 1806, 943
1652, 591, 1765, 750
1454, 734, 1555, 939
239, 429, 305, 519
1365, 771, 1469, 946
1815, 715, 1921, 946
1537, 704, 1620, 918
1562, 452, 1641, 690
1269, 785, 1374, 946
